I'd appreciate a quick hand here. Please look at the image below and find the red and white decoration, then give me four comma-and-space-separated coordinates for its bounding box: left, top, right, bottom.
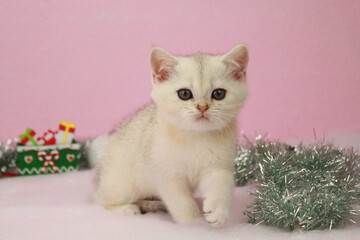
37, 130, 58, 145
19, 128, 38, 146
55, 121, 76, 145
24, 156, 33, 164
20, 121, 77, 147
66, 154, 75, 162
38, 150, 60, 173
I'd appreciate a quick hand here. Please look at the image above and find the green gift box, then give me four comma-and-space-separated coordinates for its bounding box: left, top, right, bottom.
16, 143, 81, 176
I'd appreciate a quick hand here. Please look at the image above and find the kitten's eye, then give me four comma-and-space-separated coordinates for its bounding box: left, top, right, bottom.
177, 89, 193, 101
211, 88, 226, 100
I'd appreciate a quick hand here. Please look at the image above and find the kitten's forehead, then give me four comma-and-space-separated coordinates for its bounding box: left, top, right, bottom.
175, 54, 224, 95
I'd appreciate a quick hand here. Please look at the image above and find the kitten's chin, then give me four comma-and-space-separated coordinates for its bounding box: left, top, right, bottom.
191, 119, 227, 132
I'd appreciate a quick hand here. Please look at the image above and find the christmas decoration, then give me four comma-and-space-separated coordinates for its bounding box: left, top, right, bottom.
0, 138, 90, 177
236, 137, 360, 230
14, 122, 81, 176
77, 140, 91, 170
16, 143, 80, 175
56, 121, 76, 144
37, 129, 57, 145
234, 135, 294, 186
19, 128, 38, 146
38, 150, 60, 173
0, 139, 18, 177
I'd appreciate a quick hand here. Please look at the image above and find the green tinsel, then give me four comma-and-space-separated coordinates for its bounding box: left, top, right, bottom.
235, 137, 360, 230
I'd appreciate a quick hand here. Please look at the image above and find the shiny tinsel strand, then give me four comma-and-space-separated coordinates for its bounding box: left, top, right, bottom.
239, 138, 360, 230
234, 136, 293, 186
0, 139, 18, 176
77, 140, 91, 170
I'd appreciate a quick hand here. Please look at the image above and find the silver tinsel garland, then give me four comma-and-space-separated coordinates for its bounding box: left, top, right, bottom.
235, 137, 360, 230
0, 139, 17, 176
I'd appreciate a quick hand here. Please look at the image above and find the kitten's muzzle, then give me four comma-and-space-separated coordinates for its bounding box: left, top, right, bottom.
196, 104, 209, 114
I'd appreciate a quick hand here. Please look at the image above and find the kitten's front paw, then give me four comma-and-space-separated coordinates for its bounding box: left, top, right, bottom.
109, 204, 141, 215
203, 200, 229, 227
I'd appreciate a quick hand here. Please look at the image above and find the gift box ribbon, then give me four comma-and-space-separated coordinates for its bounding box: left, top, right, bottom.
59, 121, 76, 144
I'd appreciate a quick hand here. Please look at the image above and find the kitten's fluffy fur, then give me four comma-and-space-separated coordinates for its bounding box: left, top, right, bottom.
94, 45, 249, 227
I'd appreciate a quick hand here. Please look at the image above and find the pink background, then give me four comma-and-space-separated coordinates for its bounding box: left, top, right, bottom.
1, 0, 360, 142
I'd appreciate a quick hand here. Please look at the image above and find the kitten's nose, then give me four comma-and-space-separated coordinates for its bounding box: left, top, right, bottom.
196, 104, 209, 113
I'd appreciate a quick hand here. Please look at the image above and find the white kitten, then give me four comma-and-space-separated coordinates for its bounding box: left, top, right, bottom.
94, 45, 249, 227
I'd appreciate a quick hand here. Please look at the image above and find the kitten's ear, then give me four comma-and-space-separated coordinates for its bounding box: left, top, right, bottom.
150, 47, 178, 83
223, 44, 249, 81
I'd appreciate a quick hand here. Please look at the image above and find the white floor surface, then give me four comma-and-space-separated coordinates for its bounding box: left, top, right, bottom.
1, 170, 359, 240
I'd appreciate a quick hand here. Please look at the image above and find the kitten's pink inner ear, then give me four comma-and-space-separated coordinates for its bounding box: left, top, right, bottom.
150, 48, 177, 83
223, 45, 249, 81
